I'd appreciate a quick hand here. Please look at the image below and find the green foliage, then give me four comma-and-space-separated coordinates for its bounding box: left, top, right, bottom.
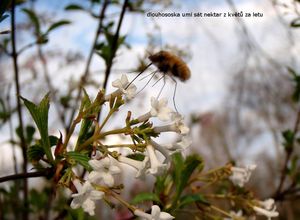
282, 129, 294, 152
173, 154, 204, 202
65, 4, 85, 11
291, 17, 300, 28
22, 8, 41, 34
126, 153, 145, 161
21, 93, 54, 163
27, 144, 45, 162
76, 89, 93, 148
67, 151, 92, 171
178, 194, 209, 208
131, 192, 161, 205
22, 8, 70, 46
288, 67, 300, 102
95, 24, 127, 65
46, 20, 71, 34
135, 153, 207, 213
0, 98, 11, 125
0, 0, 10, 23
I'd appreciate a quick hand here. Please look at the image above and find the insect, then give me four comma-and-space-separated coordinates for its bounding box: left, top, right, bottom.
148, 50, 191, 81
126, 50, 191, 111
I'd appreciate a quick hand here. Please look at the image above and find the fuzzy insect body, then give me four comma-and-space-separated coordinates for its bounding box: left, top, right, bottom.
148, 50, 191, 81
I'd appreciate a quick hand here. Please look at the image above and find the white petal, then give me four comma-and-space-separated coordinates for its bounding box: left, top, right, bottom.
88, 171, 103, 183
70, 197, 81, 209
109, 165, 121, 174
102, 173, 115, 187
82, 199, 96, 216
120, 74, 129, 85
151, 205, 161, 219
89, 190, 104, 200
159, 212, 175, 220
72, 179, 83, 193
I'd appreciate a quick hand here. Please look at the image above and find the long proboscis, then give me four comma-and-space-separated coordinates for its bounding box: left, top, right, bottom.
125, 63, 152, 89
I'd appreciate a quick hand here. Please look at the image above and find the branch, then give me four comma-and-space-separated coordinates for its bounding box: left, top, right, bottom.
66, 0, 109, 133
0, 170, 50, 183
98, 0, 129, 121
10, 1, 29, 219
274, 107, 300, 199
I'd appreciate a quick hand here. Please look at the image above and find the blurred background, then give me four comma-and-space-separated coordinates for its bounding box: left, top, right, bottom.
1, 0, 300, 219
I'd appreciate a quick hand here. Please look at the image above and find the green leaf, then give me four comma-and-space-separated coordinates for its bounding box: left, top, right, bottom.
27, 144, 45, 162
126, 153, 145, 161
21, 94, 54, 163
291, 17, 300, 28
67, 151, 92, 171
282, 129, 294, 152
179, 194, 209, 208
65, 4, 85, 11
49, 135, 59, 147
46, 20, 71, 34
25, 125, 36, 144
172, 153, 184, 187
288, 67, 300, 102
22, 8, 41, 34
131, 192, 161, 205
0, 0, 10, 22
75, 89, 93, 149
174, 154, 203, 202
0, 14, 8, 23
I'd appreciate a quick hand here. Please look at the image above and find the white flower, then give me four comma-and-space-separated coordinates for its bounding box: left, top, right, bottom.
153, 113, 189, 135
150, 97, 172, 121
253, 198, 279, 220
149, 139, 171, 163
88, 157, 121, 187
146, 145, 167, 176
106, 74, 137, 100
70, 179, 104, 216
224, 210, 244, 220
137, 97, 172, 122
165, 136, 192, 152
134, 205, 175, 220
229, 164, 257, 187
118, 155, 150, 178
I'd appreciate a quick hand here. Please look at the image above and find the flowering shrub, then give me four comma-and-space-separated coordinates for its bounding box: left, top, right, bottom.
19, 74, 279, 219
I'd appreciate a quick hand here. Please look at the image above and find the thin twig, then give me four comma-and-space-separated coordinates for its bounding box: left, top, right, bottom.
66, 0, 109, 133
98, 0, 129, 121
275, 107, 300, 199
10, 1, 28, 219
0, 170, 50, 183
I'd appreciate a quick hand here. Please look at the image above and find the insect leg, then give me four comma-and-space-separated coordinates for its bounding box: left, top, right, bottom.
157, 75, 166, 99
125, 63, 152, 89
139, 71, 157, 81
169, 75, 179, 113
136, 70, 158, 95
152, 74, 165, 87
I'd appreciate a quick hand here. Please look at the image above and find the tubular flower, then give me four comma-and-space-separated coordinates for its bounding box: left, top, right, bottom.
134, 205, 175, 220
88, 157, 121, 187
137, 97, 172, 122
118, 155, 150, 178
252, 199, 279, 220
70, 179, 104, 216
146, 145, 167, 176
229, 164, 257, 187
153, 113, 189, 135
106, 74, 137, 100
164, 136, 192, 152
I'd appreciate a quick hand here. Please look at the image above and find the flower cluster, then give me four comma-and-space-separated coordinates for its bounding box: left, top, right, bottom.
68, 74, 189, 217
61, 74, 280, 219
253, 199, 279, 220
